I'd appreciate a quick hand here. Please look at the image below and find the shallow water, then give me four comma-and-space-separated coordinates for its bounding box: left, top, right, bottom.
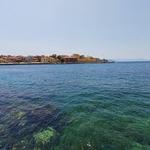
0, 62, 150, 150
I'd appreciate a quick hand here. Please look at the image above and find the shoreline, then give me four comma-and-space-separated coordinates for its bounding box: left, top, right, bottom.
0, 62, 113, 65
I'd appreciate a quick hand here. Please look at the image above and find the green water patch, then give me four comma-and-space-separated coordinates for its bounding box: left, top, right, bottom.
54, 116, 150, 150
53, 101, 150, 150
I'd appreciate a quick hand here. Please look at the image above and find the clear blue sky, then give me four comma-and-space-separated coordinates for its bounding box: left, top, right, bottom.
0, 0, 150, 59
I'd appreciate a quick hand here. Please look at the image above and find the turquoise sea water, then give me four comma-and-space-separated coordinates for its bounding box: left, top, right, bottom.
0, 62, 150, 150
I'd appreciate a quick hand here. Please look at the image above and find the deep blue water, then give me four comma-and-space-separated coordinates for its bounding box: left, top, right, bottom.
0, 62, 150, 150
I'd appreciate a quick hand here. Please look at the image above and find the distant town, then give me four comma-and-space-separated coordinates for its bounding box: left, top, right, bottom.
0, 54, 110, 64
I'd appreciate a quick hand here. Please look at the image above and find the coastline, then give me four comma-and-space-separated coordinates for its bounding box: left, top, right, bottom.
0, 62, 113, 65
0, 54, 111, 65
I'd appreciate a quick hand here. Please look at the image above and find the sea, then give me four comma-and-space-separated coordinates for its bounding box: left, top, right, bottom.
0, 62, 150, 150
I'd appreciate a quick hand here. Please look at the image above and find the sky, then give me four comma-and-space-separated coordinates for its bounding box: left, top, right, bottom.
0, 0, 150, 60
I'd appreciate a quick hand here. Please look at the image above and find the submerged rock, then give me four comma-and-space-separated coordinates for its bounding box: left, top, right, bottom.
0, 104, 69, 150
